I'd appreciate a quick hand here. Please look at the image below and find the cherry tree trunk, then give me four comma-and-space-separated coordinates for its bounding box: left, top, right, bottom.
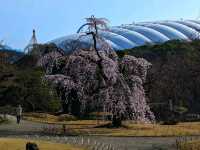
112, 115, 122, 127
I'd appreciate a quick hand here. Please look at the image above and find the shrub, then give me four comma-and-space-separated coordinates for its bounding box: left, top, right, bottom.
0, 63, 61, 112
0, 116, 9, 124
26, 142, 39, 150
0, 105, 16, 115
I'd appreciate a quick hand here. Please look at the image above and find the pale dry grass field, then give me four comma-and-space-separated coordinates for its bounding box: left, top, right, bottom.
0, 138, 86, 150
109, 122, 200, 137
24, 113, 200, 137
23, 113, 59, 123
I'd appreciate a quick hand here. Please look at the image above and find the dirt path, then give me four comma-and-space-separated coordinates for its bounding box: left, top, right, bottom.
0, 119, 197, 150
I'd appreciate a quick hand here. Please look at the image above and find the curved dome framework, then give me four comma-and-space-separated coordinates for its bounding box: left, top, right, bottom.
51, 20, 200, 51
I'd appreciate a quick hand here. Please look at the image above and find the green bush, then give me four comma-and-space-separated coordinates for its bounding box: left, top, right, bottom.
0, 105, 16, 115
0, 116, 9, 124
0, 62, 61, 112
47, 98, 61, 112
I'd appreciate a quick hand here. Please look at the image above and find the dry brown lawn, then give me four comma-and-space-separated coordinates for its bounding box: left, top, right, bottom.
0, 138, 85, 150
24, 113, 200, 137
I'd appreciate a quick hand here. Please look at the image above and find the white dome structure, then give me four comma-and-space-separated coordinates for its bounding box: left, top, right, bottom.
51, 20, 200, 51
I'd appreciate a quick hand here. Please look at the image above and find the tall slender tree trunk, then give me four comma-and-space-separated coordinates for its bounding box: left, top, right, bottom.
88, 23, 122, 127
112, 115, 122, 127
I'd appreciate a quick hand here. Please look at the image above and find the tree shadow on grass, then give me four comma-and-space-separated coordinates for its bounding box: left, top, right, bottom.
94, 123, 129, 129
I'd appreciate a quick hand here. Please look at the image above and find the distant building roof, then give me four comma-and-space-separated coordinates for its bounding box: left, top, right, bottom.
51, 20, 200, 51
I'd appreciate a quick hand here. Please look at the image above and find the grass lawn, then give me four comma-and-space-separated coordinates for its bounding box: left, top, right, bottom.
0, 138, 85, 150
109, 122, 200, 137
24, 113, 200, 137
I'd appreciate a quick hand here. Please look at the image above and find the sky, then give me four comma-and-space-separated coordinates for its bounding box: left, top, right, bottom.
0, 0, 200, 50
